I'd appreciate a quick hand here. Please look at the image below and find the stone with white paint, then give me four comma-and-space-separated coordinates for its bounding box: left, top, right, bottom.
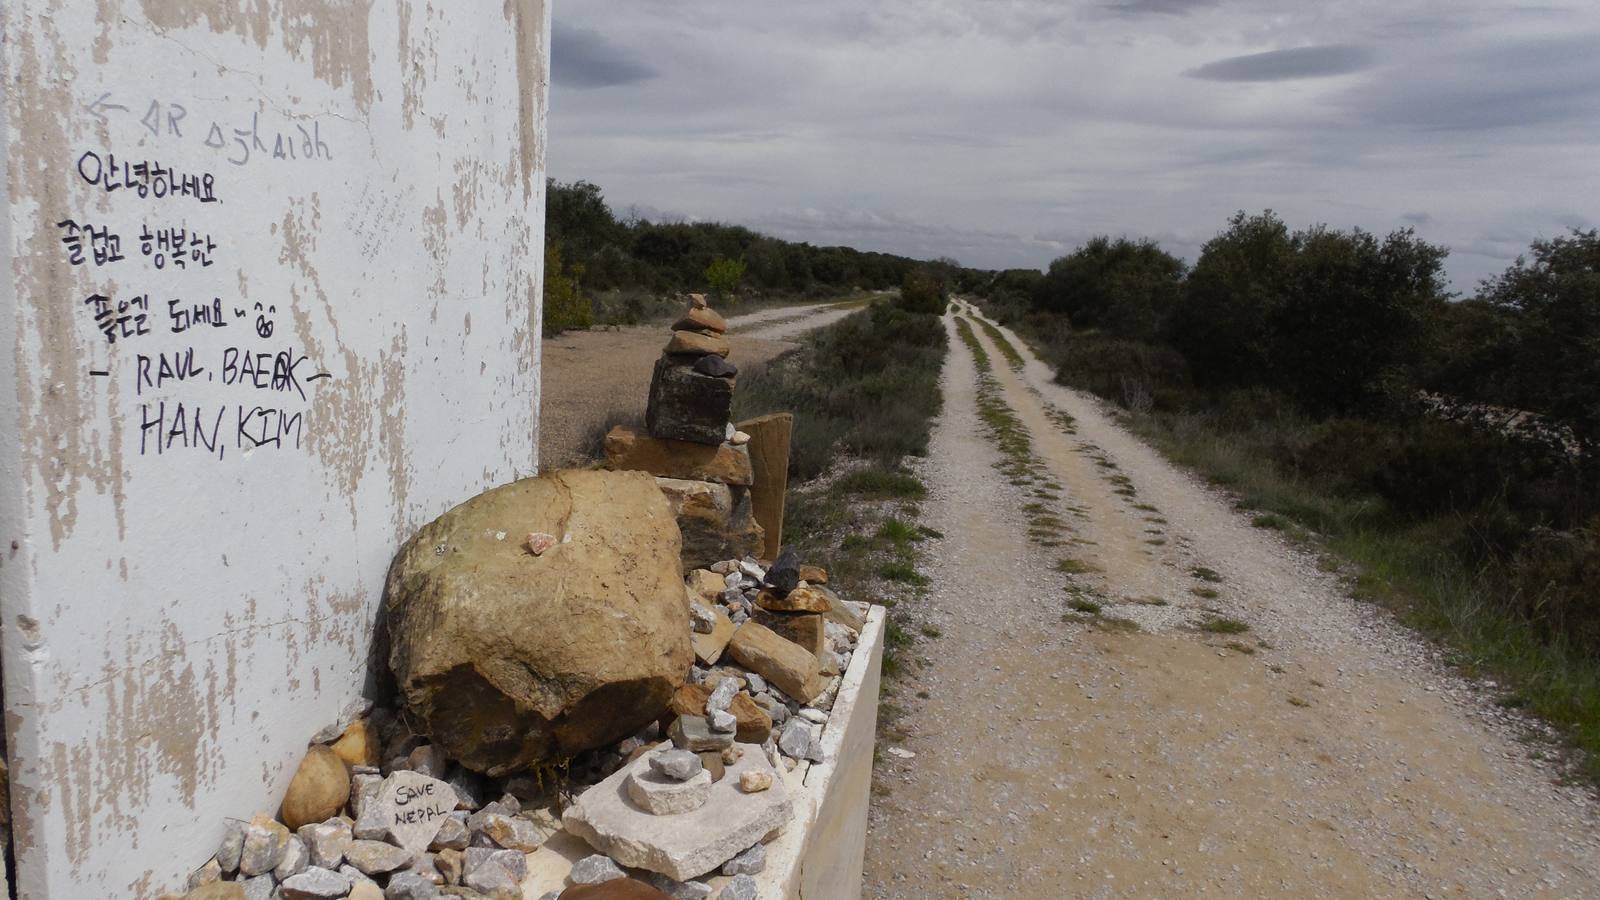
368, 770, 458, 853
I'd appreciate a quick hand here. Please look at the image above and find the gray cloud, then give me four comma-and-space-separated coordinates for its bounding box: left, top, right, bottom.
550, 2, 1600, 291
1342, 34, 1600, 131
1101, 0, 1223, 16
552, 23, 658, 89
1189, 44, 1376, 81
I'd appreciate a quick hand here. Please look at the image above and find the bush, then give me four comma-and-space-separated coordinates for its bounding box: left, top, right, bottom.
897, 269, 945, 315
1053, 335, 1192, 412
733, 303, 947, 480
543, 243, 592, 335
1508, 522, 1600, 650
1032, 237, 1185, 342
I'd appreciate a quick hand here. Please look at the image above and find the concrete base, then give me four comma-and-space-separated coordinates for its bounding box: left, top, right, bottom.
520, 606, 885, 898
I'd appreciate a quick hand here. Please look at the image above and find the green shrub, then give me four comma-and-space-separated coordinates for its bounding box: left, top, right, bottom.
733, 304, 947, 480
543, 243, 593, 335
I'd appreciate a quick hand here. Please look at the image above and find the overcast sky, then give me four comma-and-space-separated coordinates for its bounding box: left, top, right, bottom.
548, 1, 1600, 292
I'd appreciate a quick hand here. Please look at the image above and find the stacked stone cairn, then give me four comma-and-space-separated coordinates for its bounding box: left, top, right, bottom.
168, 550, 867, 900
604, 295, 765, 571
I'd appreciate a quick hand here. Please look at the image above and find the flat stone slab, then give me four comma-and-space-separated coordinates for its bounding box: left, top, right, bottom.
563, 741, 793, 881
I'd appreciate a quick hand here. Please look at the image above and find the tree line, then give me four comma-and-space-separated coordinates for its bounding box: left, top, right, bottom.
543, 179, 949, 331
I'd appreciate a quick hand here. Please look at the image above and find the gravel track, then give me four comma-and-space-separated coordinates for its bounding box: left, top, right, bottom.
862, 303, 1600, 898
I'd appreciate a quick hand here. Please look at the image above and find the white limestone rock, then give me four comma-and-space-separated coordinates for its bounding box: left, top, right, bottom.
343, 839, 413, 875
274, 834, 311, 880
242, 873, 277, 900
722, 873, 760, 900
628, 756, 714, 816
721, 843, 767, 876
570, 854, 626, 885
385, 871, 442, 899
298, 818, 352, 871
278, 866, 351, 900
216, 820, 246, 873
563, 741, 793, 881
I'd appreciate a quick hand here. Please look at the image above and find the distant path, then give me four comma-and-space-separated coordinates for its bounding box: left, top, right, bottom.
862, 301, 1600, 898
538, 299, 866, 470
733, 299, 870, 341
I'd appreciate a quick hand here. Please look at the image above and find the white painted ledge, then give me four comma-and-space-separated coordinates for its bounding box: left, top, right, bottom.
523, 605, 886, 899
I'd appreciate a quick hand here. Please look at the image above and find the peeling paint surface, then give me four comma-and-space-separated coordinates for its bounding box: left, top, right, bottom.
0, 2, 549, 896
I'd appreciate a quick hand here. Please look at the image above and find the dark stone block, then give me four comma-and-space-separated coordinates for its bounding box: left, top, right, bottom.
647, 356, 734, 445
765, 545, 800, 595
693, 355, 738, 379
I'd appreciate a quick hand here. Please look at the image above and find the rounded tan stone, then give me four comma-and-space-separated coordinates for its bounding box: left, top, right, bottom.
755, 586, 832, 614
330, 720, 379, 769
673, 307, 728, 334
280, 746, 351, 831
798, 565, 829, 585
664, 330, 731, 358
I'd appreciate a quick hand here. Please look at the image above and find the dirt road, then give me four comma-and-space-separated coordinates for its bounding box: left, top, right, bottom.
862, 303, 1600, 898
537, 300, 854, 469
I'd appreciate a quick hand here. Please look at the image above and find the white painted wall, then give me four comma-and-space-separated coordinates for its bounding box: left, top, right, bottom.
0, 3, 550, 896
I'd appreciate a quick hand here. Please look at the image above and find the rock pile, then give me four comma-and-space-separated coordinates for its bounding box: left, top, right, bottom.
168, 551, 867, 900
647, 297, 736, 445
168, 705, 563, 900
606, 297, 773, 571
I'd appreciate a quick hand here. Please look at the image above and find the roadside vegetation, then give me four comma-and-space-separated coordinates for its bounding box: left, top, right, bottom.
973, 216, 1600, 780
729, 293, 949, 748
544, 178, 965, 333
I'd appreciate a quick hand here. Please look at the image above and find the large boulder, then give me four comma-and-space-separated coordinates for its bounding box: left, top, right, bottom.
385, 470, 693, 775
